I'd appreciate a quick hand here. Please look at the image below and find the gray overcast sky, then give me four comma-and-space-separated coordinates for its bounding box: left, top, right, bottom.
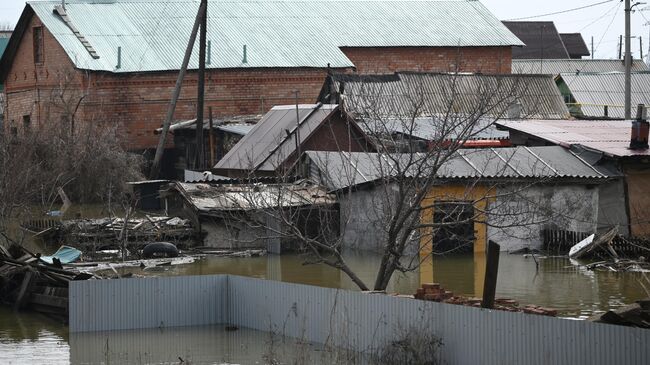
0, 0, 648, 60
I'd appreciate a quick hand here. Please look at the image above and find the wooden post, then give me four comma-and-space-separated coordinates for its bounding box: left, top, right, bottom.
481, 240, 500, 309
195, 0, 207, 170
149, 1, 206, 179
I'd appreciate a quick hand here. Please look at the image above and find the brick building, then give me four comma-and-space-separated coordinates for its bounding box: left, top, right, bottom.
0, 0, 521, 152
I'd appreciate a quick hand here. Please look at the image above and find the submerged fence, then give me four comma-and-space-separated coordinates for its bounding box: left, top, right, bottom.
70, 275, 649, 365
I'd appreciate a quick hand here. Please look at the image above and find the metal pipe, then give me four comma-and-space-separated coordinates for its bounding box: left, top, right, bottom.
242, 44, 247, 64
625, 0, 632, 119
116, 46, 121, 70
207, 40, 211, 65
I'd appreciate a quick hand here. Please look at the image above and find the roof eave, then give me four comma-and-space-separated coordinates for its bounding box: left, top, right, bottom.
0, 4, 34, 84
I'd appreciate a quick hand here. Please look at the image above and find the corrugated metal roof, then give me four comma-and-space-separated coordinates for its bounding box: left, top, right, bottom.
216, 124, 255, 136
497, 119, 650, 157
215, 104, 340, 172
172, 181, 335, 212
155, 115, 262, 133
360, 117, 510, 141
27, 0, 523, 72
502, 21, 569, 60
305, 146, 611, 190
325, 72, 569, 119
557, 72, 650, 119
512, 59, 649, 75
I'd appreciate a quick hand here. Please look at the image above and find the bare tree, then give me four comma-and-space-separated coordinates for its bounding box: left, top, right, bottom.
210, 72, 598, 291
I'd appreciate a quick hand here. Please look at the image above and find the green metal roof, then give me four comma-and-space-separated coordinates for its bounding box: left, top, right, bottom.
28, 0, 523, 73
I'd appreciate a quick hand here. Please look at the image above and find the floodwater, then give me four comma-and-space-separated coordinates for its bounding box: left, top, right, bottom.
1, 251, 649, 364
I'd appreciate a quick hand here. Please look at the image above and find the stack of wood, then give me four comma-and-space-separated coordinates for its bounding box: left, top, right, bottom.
0, 244, 96, 322
414, 282, 557, 317
589, 300, 650, 328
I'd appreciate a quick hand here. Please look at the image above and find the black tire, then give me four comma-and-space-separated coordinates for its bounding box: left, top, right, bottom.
142, 242, 179, 259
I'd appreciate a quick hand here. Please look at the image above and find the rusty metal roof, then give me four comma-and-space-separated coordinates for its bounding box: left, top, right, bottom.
172, 181, 336, 212
497, 119, 650, 157
305, 146, 612, 190
323, 72, 569, 120
22, 0, 522, 72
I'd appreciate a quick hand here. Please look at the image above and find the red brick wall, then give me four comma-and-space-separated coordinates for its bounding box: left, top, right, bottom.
4, 14, 513, 150
4, 15, 85, 132
341, 46, 513, 74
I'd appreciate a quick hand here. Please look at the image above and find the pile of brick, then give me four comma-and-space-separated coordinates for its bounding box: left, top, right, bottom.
413, 283, 557, 317
414, 283, 453, 302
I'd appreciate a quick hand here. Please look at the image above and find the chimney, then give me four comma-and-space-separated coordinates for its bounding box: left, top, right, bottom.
630, 104, 649, 150
507, 102, 522, 119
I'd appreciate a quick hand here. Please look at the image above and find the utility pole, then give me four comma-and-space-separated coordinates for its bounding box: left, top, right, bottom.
625, 0, 632, 119
196, 0, 207, 170
150, 0, 206, 179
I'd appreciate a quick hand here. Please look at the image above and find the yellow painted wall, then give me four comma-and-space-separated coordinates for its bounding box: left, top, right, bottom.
419, 184, 493, 290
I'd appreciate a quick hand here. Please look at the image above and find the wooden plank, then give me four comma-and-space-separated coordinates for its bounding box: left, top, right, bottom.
29, 293, 68, 309
481, 240, 500, 309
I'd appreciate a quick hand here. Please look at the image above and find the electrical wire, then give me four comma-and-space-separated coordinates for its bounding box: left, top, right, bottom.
504, 0, 615, 21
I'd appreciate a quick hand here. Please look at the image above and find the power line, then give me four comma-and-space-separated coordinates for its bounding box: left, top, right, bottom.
504, 0, 615, 21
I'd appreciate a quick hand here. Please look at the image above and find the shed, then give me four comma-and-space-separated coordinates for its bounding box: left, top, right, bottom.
213, 104, 374, 178
163, 181, 337, 252
497, 119, 650, 236
300, 147, 621, 253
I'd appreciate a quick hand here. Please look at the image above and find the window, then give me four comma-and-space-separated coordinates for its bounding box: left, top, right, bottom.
23, 115, 31, 130
33, 26, 43, 64
432, 202, 475, 254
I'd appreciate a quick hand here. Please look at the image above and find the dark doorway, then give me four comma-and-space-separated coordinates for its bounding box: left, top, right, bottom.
432, 201, 475, 254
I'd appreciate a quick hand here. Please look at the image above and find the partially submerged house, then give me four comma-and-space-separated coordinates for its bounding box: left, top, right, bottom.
0, 0, 521, 151
301, 147, 621, 253
554, 72, 650, 118
497, 119, 650, 236
213, 104, 374, 177
162, 181, 337, 252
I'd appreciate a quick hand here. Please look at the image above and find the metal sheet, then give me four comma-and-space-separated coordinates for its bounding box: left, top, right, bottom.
69, 274, 650, 365
558, 72, 650, 119
305, 146, 612, 190
28, 0, 522, 73
512, 59, 649, 75
69, 275, 227, 332
330, 72, 570, 120
498, 119, 650, 157
215, 104, 338, 172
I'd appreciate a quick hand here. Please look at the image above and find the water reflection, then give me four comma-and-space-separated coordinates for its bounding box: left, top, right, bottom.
0, 306, 69, 365
115, 251, 648, 318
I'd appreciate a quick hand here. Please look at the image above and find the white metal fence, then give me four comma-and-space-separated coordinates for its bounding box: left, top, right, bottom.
70, 275, 650, 365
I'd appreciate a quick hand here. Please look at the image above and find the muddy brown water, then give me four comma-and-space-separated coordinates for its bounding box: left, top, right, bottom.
1, 251, 648, 364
